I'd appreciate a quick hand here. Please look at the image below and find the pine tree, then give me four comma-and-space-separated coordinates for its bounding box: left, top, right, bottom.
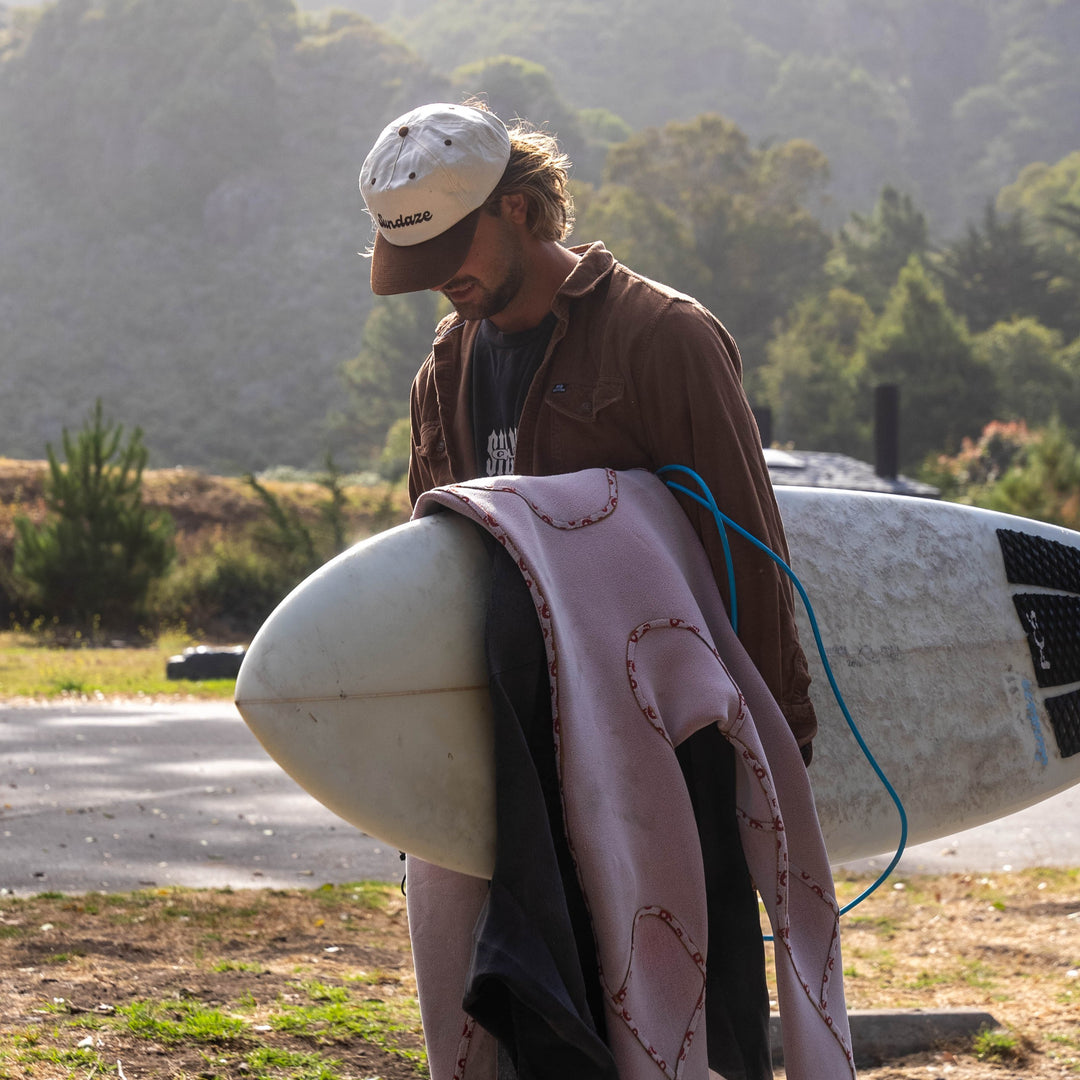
13, 400, 175, 631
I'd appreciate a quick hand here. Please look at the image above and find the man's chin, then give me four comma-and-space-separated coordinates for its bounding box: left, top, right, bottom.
442, 281, 516, 323
449, 298, 500, 322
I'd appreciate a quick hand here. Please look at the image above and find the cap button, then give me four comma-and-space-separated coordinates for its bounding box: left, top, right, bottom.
398, 125, 409, 137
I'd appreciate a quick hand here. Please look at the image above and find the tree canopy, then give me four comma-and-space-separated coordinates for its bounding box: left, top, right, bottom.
2, 0, 1080, 479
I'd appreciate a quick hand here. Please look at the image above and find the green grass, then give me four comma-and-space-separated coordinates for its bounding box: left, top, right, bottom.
973, 1027, 1024, 1063
116, 999, 248, 1045
213, 959, 267, 974
6, 1037, 104, 1073
960, 959, 1000, 990
270, 981, 425, 1066
0, 628, 236, 699
242, 1046, 344, 1080
844, 914, 901, 937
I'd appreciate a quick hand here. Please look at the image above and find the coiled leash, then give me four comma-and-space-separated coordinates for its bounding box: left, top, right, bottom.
658, 464, 908, 914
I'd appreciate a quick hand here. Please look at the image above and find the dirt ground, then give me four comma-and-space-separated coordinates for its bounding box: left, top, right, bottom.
827, 868, 1080, 1078
0, 885, 424, 1080
1, 871, 1078, 1079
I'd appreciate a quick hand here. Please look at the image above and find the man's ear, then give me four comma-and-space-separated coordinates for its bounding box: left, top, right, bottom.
502, 192, 529, 225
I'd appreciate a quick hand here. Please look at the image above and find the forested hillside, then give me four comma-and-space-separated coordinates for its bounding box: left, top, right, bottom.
314, 0, 1080, 233
1, 0, 1079, 475
0, 0, 439, 469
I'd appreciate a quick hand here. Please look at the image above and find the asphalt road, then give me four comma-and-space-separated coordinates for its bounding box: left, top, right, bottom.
1, 699, 405, 896
2, 700, 1078, 896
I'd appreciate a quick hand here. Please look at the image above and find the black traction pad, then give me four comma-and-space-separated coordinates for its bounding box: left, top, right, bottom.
996, 530, 1080, 757
1044, 691, 1080, 759
1012, 593, 1080, 689
998, 527, 1080, 593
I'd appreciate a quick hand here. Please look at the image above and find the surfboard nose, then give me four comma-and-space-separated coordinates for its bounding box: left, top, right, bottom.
234, 512, 499, 878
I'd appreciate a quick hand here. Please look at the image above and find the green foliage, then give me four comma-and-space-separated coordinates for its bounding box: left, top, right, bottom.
380, 0, 1080, 231
269, 980, 424, 1065
589, 114, 830, 362
12, 401, 175, 630
8, 0, 289, 224
318, 454, 350, 552
244, 458, 352, 574
243, 1047, 344, 1080
949, 13, 1080, 224
245, 471, 318, 572
827, 186, 930, 313
150, 459, 354, 636
450, 54, 608, 181
860, 256, 997, 466
936, 202, 1073, 335
998, 150, 1080, 255
336, 291, 440, 464
573, 183, 710, 300
379, 416, 412, 483
924, 419, 1080, 530
576, 106, 632, 148
919, 420, 1035, 502
0, 0, 441, 471
761, 54, 913, 219
1044, 189, 1080, 230
2, 0, 1080, 471
759, 288, 875, 455
981, 420, 1080, 528
152, 534, 298, 637
973, 317, 1080, 429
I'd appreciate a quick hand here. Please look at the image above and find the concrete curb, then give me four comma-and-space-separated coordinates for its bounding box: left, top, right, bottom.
770, 1008, 998, 1068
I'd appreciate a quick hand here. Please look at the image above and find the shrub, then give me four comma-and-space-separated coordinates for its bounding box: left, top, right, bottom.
12, 401, 174, 632
150, 535, 297, 639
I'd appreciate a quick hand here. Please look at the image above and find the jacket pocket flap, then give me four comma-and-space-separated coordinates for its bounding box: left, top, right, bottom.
546, 378, 624, 421
417, 421, 447, 458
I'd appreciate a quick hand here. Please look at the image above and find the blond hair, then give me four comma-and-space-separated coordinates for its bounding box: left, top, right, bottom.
463, 100, 575, 241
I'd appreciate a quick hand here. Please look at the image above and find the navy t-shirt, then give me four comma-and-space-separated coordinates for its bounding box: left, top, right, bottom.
471, 313, 557, 477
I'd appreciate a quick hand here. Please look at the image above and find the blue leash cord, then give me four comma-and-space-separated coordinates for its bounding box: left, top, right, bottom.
657, 464, 908, 915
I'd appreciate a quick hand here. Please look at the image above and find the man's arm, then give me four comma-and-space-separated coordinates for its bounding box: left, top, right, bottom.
407, 367, 429, 508
634, 299, 817, 759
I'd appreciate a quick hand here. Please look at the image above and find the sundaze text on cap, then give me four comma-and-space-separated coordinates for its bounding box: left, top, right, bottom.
376, 210, 434, 231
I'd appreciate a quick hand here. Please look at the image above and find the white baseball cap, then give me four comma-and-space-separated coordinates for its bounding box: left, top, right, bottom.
360, 103, 512, 295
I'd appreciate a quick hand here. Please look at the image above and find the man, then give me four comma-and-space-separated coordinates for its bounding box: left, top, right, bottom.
360, 101, 818, 1079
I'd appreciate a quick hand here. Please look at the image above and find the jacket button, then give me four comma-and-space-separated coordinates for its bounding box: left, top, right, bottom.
436, 440, 445, 452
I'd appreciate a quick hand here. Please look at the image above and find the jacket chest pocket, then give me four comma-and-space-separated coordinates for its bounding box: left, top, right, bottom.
545, 378, 624, 422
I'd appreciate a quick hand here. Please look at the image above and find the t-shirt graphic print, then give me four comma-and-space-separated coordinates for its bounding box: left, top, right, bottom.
484, 427, 518, 476
471, 313, 556, 478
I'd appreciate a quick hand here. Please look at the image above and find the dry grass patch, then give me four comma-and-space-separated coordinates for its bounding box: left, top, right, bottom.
1, 870, 1078, 1078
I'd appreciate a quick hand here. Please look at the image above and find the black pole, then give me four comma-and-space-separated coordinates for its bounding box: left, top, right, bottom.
752, 405, 773, 448
874, 384, 900, 480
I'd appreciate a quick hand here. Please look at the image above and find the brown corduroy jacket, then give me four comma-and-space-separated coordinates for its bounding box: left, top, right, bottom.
407, 242, 817, 755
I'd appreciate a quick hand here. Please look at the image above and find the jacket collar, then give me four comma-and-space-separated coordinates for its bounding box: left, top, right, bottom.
554, 242, 616, 305
431, 241, 615, 345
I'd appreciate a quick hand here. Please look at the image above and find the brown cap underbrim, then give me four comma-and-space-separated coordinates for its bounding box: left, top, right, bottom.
369, 206, 483, 296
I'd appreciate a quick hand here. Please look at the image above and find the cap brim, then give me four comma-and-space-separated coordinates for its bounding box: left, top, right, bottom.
369, 207, 483, 296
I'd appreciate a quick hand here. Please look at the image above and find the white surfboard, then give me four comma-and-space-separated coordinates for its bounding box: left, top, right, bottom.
234, 485, 1080, 878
